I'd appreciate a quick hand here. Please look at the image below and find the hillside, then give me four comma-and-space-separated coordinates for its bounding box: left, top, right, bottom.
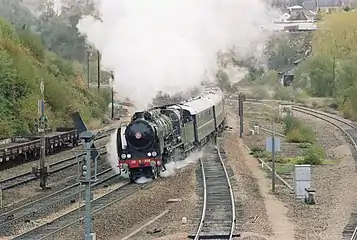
0, 17, 110, 139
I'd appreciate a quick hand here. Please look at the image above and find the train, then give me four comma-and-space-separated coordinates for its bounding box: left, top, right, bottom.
0, 128, 79, 170
116, 87, 226, 182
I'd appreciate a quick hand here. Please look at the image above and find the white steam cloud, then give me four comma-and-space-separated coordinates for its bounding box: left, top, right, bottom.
77, 0, 280, 108
106, 129, 120, 174
161, 150, 203, 178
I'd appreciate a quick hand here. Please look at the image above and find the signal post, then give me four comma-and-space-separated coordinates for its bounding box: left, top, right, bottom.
238, 93, 246, 138
38, 79, 48, 190
80, 131, 96, 240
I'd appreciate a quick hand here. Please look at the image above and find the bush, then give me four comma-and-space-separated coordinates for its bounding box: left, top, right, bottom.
283, 115, 301, 134
18, 30, 45, 62
273, 86, 296, 101
298, 142, 311, 148
250, 86, 271, 100
249, 147, 269, 158
283, 116, 316, 143
297, 145, 325, 165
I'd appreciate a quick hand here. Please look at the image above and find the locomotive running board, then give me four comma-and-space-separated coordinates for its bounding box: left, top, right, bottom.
71, 111, 100, 161
187, 233, 241, 239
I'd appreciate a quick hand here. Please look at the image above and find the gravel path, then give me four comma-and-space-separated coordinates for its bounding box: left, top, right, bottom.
225, 109, 295, 240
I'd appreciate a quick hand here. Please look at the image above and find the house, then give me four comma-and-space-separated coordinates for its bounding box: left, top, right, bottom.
279, 68, 295, 86
278, 59, 305, 86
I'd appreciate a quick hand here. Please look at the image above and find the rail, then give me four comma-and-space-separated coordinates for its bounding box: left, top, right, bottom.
11, 182, 146, 240
193, 144, 236, 239
0, 147, 107, 191
0, 168, 115, 231
195, 158, 207, 240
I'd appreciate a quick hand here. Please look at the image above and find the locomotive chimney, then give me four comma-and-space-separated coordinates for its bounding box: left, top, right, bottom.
132, 111, 145, 121
136, 112, 145, 119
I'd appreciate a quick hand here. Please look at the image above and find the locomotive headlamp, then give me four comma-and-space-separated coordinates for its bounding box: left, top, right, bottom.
147, 152, 152, 157
122, 163, 129, 169
150, 161, 156, 167
152, 151, 157, 157
127, 154, 131, 158
121, 154, 126, 159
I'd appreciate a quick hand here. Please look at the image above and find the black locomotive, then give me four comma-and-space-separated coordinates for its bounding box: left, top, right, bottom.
116, 89, 225, 182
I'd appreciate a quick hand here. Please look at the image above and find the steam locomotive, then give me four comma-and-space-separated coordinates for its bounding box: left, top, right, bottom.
116, 88, 225, 182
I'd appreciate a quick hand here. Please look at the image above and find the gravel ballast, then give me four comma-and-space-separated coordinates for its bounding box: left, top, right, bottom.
50, 163, 198, 240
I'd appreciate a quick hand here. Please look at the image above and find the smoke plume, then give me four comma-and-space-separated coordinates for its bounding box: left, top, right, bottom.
161, 150, 203, 178
106, 129, 120, 174
77, 0, 280, 108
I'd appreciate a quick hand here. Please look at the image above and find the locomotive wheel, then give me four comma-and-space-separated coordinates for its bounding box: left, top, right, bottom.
129, 173, 135, 183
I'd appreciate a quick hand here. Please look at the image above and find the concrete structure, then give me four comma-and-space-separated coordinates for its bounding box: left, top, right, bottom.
294, 164, 312, 201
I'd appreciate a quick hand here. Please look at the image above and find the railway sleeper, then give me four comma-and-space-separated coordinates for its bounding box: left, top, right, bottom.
205, 206, 232, 211
188, 232, 240, 239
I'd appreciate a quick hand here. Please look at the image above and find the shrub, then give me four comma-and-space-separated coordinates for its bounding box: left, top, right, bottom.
283, 115, 301, 134
297, 145, 325, 165
249, 147, 269, 158
250, 86, 271, 100
18, 30, 45, 62
298, 142, 311, 148
273, 86, 296, 101
283, 116, 316, 143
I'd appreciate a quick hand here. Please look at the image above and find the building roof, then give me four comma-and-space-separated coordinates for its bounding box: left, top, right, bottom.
288, 11, 308, 20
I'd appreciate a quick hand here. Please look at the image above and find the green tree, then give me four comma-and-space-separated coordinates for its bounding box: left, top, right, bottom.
294, 11, 357, 119
0, 18, 110, 138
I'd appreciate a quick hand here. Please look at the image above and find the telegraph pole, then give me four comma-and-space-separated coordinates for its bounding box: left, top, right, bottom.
97, 50, 101, 91
111, 71, 115, 119
238, 93, 246, 138
271, 118, 276, 192
87, 51, 90, 88
39, 79, 48, 190
80, 131, 96, 240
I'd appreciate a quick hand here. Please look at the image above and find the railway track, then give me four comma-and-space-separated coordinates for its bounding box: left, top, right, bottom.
0, 147, 107, 191
190, 144, 239, 239
291, 106, 357, 240
0, 168, 117, 235
10, 182, 145, 240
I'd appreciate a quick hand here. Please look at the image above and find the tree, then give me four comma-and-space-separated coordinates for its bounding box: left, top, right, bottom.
264, 32, 312, 71
294, 11, 357, 119
0, 18, 110, 138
